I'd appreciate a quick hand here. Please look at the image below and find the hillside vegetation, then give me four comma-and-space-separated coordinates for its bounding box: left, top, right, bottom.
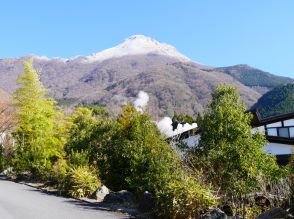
253, 83, 294, 118
0, 56, 262, 119
0, 35, 293, 120
1, 61, 291, 218
216, 64, 294, 91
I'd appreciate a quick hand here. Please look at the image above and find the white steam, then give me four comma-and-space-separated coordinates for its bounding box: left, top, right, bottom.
156, 117, 197, 137
133, 91, 197, 137
133, 91, 149, 112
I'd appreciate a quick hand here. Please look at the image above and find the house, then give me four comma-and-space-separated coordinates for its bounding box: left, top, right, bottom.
251, 110, 294, 165
169, 110, 294, 165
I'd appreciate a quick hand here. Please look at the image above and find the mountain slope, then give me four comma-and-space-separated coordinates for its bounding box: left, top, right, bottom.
0, 55, 261, 118
0, 88, 10, 104
86, 59, 261, 118
0, 35, 282, 118
253, 83, 294, 118
215, 64, 294, 95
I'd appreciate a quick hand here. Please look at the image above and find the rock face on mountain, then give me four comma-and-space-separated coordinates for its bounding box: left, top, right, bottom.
0, 35, 291, 118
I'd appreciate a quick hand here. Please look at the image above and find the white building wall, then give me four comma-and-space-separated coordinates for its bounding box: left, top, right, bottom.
284, 119, 294, 126
180, 134, 293, 156
263, 142, 293, 155
266, 122, 282, 128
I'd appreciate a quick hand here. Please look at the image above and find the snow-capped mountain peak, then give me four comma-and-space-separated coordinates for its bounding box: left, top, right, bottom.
83, 35, 190, 62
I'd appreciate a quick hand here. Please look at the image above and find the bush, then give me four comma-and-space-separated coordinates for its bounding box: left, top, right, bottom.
67, 165, 100, 198
52, 158, 69, 186
93, 104, 217, 217
68, 150, 89, 167
96, 104, 180, 193
65, 107, 98, 156
156, 175, 216, 219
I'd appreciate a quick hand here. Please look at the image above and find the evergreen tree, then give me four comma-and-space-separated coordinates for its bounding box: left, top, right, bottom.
96, 103, 180, 193
64, 107, 100, 166
190, 85, 283, 196
13, 60, 64, 177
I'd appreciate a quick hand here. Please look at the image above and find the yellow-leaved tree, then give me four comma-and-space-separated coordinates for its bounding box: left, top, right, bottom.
12, 60, 65, 178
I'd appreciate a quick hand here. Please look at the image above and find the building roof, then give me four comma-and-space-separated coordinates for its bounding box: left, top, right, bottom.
249, 110, 294, 127
249, 109, 294, 145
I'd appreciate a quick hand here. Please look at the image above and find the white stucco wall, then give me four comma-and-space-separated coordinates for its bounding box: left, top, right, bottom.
264, 142, 293, 155
179, 133, 293, 156
284, 119, 294, 127
266, 122, 282, 128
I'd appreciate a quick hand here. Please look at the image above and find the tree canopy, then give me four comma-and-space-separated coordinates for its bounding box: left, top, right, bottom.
189, 85, 283, 196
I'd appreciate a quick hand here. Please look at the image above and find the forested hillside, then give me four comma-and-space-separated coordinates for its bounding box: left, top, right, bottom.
253, 83, 294, 118
216, 64, 294, 94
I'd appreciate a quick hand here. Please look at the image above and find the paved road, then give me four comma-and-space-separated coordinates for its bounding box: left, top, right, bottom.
0, 178, 129, 219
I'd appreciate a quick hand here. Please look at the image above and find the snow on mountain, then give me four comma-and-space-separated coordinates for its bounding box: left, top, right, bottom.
26, 35, 190, 63
28, 55, 67, 62
81, 35, 190, 63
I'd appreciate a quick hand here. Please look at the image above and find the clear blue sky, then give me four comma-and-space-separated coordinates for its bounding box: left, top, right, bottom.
1, 0, 293, 77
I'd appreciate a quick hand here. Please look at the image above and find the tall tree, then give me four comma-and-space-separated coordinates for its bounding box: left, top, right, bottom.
190, 85, 283, 196
13, 60, 64, 176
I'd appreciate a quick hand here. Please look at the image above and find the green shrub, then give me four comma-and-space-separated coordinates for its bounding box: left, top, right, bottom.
93, 104, 217, 218
65, 107, 98, 156
67, 165, 100, 198
156, 175, 216, 219
68, 150, 89, 167
96, 104, 180, 193
52, 158, 69, 186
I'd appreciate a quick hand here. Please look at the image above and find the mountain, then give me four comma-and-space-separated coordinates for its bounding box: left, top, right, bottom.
252, 83, 294, 118
79, 35, 190, 63
0, 35, 291, 118
215, 64, 294, 95
0, 88, 10, 104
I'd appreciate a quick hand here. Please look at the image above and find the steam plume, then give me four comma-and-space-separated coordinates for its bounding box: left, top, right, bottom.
133, 91, 196, 137
134, 91, 149, 112
156, 116, 197, 137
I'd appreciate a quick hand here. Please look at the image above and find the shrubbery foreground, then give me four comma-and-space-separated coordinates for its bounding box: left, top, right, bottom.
0, 60, 293, 218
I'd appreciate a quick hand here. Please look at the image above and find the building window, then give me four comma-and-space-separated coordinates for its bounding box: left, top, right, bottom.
279, 128, 289, 138
267, 128, 278, 137
290, 127, 294, 138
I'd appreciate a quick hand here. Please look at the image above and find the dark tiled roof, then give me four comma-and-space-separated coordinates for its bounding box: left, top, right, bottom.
266, 136, 294, 145
249, 110, 294, 127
